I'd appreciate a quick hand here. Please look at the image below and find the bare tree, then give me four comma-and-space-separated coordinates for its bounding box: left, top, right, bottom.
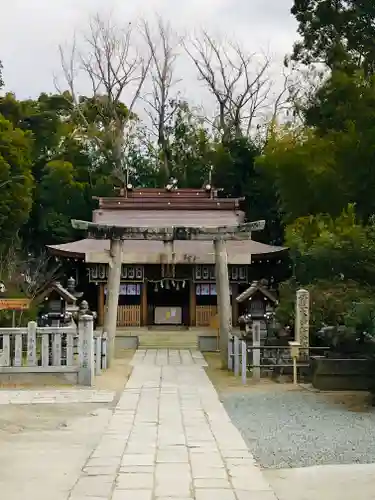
18, 251, 62, 326
0, 244, 19, 287
289, 62, 327, 124
184, 31, 273, 140
57, 14, 151, 183
0, 248, 61, 326
19, 251, 62, 300
142, 17, 181, 179
255, 63, 302, 143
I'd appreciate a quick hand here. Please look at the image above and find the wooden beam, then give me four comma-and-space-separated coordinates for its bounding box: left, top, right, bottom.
71, 219, 265, 241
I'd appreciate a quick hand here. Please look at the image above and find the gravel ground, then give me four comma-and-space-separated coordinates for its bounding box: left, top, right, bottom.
221, 389, 375, 469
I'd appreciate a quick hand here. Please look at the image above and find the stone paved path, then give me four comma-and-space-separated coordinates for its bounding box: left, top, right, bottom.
69, 349, 278, 500
130, 348, 208, 367
0, 389, 115, 405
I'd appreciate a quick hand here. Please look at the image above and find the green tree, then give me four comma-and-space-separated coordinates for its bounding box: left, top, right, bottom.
165, 101, 213, 188
291, 0, 375, 75
303, 70, 375, 220
212, 136, 283, 244
277, 278, 375, 337
0, 92, 73, 181
37, 160, 89, 244
0, 93, 91, 249
285, 204, 375, 285
256, 126, 343, 222
276, 206, 375, 335
0, 114, 34, 246
304, 70, 375, 133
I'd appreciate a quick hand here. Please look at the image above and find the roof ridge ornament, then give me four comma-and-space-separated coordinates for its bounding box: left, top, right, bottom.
165, 177, 178, 192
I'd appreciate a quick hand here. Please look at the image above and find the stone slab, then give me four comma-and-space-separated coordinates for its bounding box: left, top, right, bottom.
66, 349, 277, 500
0, 389, 115, 405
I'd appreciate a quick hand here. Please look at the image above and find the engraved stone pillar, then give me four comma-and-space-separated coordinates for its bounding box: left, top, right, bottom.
78, 314, 94, 386
27, 321, 37, 367
295, 288, 310, 358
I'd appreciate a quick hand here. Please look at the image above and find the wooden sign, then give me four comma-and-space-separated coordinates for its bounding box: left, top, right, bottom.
0, 298, 31, 310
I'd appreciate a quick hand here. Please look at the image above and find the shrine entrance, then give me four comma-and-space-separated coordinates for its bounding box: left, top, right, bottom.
147, 280, 190, 327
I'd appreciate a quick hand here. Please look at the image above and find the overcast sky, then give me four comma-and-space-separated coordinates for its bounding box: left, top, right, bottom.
0, 0, 297, 105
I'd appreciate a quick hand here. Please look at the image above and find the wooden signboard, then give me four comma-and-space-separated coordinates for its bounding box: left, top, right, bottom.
0, 298, 31, 310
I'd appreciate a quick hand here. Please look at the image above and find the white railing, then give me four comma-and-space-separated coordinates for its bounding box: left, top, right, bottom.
0, 315, 107, 386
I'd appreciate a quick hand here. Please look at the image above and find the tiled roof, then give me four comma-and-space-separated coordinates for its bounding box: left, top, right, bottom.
236, 281, 278, 303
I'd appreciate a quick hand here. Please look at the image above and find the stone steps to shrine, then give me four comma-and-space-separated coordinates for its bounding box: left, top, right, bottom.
138, 331, 198, 350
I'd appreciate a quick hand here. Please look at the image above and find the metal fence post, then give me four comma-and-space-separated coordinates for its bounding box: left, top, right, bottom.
234, 336, 240, 376
228, 336, 234, 371
241, 340, 247, 384
252, 320, 261, 381
101, 331, 108, 370
95, 334, 102, 375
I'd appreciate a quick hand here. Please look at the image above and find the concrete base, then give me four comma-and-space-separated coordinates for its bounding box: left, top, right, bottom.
115, 336, 139, 350
265, 463, 375, 500
0, 369, 79, 386
312, 357, 374, 391
198, 335, 219, 352
0, 397, 113, 500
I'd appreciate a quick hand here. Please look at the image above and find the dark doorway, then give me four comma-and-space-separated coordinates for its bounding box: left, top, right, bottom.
147, 281, 190, 326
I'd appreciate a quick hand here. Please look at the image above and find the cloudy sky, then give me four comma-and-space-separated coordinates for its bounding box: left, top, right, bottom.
0, 0, 297, 103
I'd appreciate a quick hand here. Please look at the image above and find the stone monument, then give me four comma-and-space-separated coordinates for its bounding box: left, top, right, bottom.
295, 288, 310, 358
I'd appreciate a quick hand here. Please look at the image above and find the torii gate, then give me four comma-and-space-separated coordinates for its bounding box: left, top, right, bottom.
71, 219, 265, 368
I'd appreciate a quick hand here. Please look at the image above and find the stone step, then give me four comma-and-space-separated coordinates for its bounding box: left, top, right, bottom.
140, 342, 198, 348
140, 342, 197, 346
139, 338, 198, 349
139, 339, 197, 345
138, 335, 197, 342
140, 338, 197, 342
139, 346, 198, 350
134, 330, 199, 349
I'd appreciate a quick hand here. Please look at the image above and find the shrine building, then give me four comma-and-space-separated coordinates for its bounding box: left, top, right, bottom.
47, 186, 287, 328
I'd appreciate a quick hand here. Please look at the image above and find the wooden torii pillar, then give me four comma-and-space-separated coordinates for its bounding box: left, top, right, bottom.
71, 220, 265, 368
103, 237, 122, 365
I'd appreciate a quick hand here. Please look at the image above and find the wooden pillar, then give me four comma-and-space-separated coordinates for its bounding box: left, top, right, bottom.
231, 283, 239, 327
141, 282, 148, 327
98, 283, 105, 326
189, 281, 196, 327
104, 238, 122, 367
214, 238, 232, 369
